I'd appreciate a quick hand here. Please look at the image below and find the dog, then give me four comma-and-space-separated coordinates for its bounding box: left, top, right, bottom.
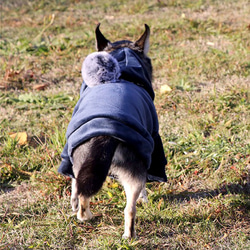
58, 24, 167, 239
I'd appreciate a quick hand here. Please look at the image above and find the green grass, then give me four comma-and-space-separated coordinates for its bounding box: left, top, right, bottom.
0, 0, 249, 248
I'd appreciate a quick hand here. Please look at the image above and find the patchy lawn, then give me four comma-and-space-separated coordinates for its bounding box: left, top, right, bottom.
0, 0, 249, 248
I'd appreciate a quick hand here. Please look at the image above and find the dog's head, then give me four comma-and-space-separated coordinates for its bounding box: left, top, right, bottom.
95, 24, 152, 83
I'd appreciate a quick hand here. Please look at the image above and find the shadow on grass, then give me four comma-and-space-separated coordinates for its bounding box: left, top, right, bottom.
165, 182, 250, 202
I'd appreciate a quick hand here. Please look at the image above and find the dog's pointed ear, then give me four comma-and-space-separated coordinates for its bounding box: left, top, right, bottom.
135, 24, 150, 55
95, 23, 111, 51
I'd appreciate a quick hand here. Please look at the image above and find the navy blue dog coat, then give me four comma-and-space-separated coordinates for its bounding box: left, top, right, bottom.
58, 48, 167, 182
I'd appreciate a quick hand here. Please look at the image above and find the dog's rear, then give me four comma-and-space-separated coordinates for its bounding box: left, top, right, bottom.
71, 136, 118, 220
70, 24, 153, 239
72, 136, 147, 238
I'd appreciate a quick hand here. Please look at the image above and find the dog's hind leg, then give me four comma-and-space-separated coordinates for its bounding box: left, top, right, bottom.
111, 144, 147, 238
77, 194, 93, 221
71, 178, 78, 212
72, 136, 119, 221
138, 186, 148, 203
122, 179, 145, 239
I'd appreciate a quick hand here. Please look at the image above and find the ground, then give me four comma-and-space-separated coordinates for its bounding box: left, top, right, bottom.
0, 0, 249, 248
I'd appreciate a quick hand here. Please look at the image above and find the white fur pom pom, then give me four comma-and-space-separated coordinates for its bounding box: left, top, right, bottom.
82, 51, 121, 87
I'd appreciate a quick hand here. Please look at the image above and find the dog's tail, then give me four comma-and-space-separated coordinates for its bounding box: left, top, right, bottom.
72, 136, 119, 198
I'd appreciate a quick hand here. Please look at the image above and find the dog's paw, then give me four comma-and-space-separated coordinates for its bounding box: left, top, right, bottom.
77, 208, 93, 221
71, 197, 79, 212
137, 195, 148, 204
122, 232, 136, 240
137, 188, 148, 203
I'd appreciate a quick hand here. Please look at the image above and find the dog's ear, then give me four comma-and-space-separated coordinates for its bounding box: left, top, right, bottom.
135, 24, 150, 55
95, 23, 111, 51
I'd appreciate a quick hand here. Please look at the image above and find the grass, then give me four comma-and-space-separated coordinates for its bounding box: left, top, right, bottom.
0, 0, 249, 248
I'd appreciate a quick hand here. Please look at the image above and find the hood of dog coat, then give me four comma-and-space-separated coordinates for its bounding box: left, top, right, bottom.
110, 47, 155, 100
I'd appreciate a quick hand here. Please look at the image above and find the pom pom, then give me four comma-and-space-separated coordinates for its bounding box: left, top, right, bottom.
82, 51, 121, 87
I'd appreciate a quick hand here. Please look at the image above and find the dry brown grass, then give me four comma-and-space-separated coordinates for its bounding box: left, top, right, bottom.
0, 0, 249, 248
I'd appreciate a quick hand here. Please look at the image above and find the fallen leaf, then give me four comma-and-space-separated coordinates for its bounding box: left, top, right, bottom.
230, 166, 237, 171
107, 191, 113, 198
0, 163, 12, 171
111, 183, 118, 188
17, 168, 33, 176
33, 83, 49, 91
160, 84, 172, 94
9, 132, 28, 145
194, 170, 199, 175
207, 42, 215, 46
204, 243, 211, 249
157, 198, 164, 210
220, 233, 228, 241
206, 213, 212, 221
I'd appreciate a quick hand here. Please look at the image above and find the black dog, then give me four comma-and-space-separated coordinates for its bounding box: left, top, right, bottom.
58, 24, 167, 239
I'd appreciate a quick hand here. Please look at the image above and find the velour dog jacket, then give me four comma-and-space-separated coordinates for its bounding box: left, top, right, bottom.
58, 48, 167, 182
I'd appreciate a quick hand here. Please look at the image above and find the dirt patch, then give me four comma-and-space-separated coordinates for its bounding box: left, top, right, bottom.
184, 2, 250, 29
0, 183, 41, 209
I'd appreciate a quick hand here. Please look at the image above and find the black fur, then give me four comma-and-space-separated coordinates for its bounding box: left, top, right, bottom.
73, 136, 119, 197
110, 142, 147, 182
